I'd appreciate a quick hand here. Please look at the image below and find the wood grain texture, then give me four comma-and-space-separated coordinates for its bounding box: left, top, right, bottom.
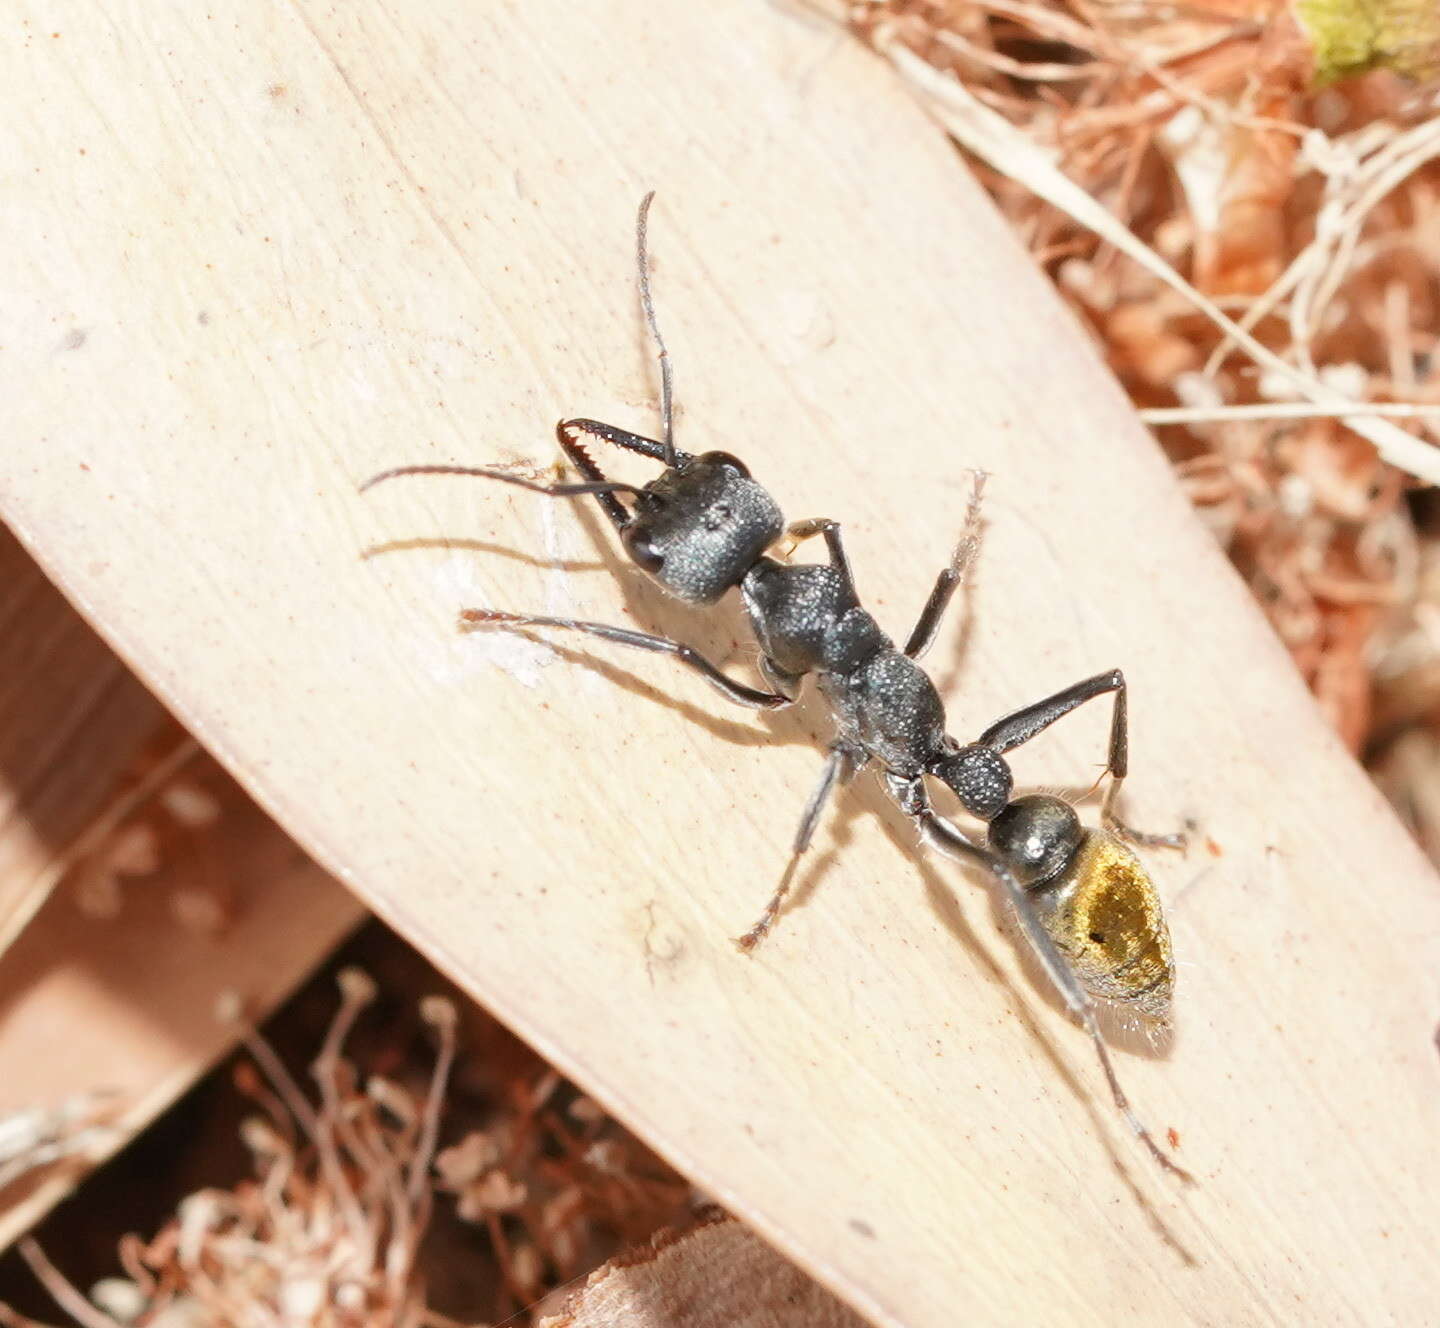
4, 3, 1440, 1324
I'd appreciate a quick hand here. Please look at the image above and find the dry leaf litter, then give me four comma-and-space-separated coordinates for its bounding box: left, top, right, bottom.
1, 953, 696, 1327
823, 0, 1440, 849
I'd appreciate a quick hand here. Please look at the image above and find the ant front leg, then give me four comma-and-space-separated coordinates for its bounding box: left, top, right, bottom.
736, 742, 864, 953
460, 610, 797, 712
903, 470, 986, 661
782, 518, 856, 596
976, 670, 1186, 851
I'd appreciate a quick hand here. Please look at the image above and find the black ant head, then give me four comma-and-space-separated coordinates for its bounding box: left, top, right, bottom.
930, 743, 1013, 821
622, 452, 783, 604
987, 794, 1084, 887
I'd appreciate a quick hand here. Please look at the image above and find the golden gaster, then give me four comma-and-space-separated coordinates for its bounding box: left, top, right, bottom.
1032, 829, 1174, 1020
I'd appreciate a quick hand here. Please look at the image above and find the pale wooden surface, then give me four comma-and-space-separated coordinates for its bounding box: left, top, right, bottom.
5, 4, 1440, 1325
0, 530, 361, 1247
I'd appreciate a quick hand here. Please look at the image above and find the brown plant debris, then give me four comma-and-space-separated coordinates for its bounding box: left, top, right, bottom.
433, 1078, 695, 1320
536, 1213, 869, 1328
0, 1096, 120, 1199
815, 0, 1440, 840
2, 954, 696, 1327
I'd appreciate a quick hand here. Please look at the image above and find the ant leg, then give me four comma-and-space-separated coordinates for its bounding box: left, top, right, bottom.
887, 774, 1194, 1184
736, 744, 861, 952
1099, 723, 1189, 852
784, 518, 856, 596
757, 655, 809, 712
460, 609, 796, 711
977, 670, 1186, 851
903, 470, 987, 660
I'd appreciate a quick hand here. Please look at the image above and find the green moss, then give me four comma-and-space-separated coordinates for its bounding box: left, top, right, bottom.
1296, 0, 1439, 84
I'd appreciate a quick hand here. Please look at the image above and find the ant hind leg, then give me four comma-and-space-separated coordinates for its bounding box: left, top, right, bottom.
890, 774, 1194, 1184
736, 743, 861, 952
978, 669, 1187, 852
1101, 779, 1189, 852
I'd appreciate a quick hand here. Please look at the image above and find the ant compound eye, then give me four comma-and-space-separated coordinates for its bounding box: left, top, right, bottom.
988, 795, 1082, 886
696, 450, 751, 478
622, 524, 664, 575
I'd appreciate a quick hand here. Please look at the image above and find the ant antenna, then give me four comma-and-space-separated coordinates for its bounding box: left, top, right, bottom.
636, 191, 677, 467
359, 463, 643, 500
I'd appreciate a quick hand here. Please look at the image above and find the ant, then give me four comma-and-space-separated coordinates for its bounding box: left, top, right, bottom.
363, 195, 1193, 1183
